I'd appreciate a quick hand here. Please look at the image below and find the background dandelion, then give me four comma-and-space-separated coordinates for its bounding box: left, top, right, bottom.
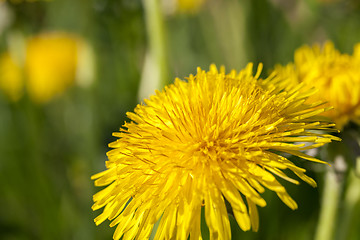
273, 41, 360, 129
0, 0, 360, 239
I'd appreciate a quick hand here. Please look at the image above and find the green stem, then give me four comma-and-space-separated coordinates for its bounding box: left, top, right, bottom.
140, 0, 169, 100
336, 168, 360, 240
314, 163, 344, 240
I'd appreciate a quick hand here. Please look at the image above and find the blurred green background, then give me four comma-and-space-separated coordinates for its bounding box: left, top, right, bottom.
0, 0, 360, 239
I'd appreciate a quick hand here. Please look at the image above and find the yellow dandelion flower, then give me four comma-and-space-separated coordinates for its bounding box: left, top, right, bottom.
25, 32, 80, 103
273, 41, 360, 129
0, 52, 23, 101
176, 0, 206, 13
92, 64, 339, 240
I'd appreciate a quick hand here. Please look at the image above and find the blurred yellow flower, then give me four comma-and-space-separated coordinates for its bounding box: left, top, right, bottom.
273, 41, 360, 129
0, 32, 93, 103
177, 0, 206, 13
92, 64, 338, 240
25, 33, 80, 103
0, 52, 23, 101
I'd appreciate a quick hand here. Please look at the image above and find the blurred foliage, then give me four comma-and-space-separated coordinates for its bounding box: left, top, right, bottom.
0, 0, 360, 239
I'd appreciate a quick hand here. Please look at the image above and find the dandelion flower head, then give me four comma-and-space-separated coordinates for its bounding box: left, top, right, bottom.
92, 64, 339, 240
273, 41, 360, 129
0, 52, 23, 101
175, 0, 206, 13
25, 32, 81, 103
0, 32, 91, 103
163, 0, 206, 15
